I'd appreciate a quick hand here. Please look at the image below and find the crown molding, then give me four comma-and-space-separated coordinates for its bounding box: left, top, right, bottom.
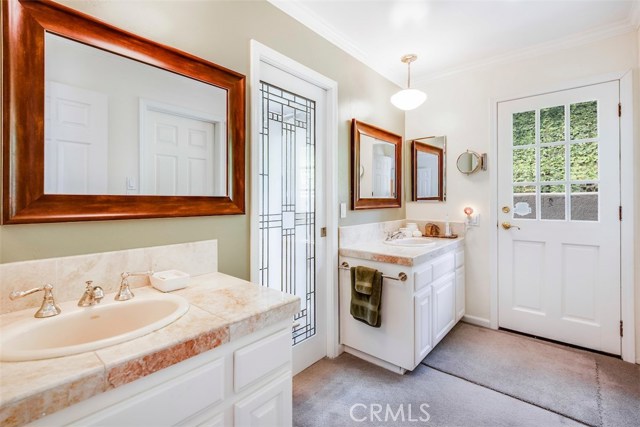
415, 19, 637, 84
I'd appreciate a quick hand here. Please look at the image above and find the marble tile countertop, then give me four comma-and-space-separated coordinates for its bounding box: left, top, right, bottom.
339, 237, 464, 267
0, 273, 300, 427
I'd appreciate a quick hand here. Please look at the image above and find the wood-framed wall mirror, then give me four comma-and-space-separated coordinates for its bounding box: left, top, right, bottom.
2, 0, 246, 224
410, 136, 446, 202
351, 119, 402, 210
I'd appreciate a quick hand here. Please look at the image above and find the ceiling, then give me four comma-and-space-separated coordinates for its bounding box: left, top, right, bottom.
268, 0, 640, 86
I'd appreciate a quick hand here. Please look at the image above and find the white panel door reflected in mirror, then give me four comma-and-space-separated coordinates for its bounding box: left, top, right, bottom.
410, 136, 446, 201
44, 33, 228, 196
359, 134, 396, 198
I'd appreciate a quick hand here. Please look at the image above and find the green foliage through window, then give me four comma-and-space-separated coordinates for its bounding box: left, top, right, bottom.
540, 106, 564, 143
570, 101, 597, 140
513, 148, 536, 182
513, 111, 535, 146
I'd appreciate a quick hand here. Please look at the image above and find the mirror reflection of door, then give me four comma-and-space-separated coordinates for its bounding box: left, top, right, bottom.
360, 135, 396, 198
411, 140, 444, 201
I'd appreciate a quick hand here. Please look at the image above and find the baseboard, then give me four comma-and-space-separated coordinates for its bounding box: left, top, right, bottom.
462, 314, 492, 328
343, 346, 407, 375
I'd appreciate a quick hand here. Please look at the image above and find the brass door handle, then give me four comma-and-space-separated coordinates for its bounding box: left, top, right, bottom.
502, 222, 520, 230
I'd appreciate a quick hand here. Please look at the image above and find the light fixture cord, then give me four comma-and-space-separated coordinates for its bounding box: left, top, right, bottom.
406, 60, 411, 89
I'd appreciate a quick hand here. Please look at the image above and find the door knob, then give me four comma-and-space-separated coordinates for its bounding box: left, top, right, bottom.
502, 222, 520, 230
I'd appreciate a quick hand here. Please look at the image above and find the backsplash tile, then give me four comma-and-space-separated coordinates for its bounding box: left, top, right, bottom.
0, 240, 217, 315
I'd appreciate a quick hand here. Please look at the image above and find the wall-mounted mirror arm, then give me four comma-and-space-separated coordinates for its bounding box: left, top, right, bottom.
456, 150, 487, 175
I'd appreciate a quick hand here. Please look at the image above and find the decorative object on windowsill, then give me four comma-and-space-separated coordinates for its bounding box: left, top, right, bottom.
390, 54, 427, 111
456, 150, 487, 175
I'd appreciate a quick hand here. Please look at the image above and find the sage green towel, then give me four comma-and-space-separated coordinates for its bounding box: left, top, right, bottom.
350, 266, 383, 327
354, 265, 377, 295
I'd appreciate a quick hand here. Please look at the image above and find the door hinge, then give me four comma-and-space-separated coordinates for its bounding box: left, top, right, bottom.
618, 103, 622, 117
620, 320, 623, 337
619, 206, 622, 221
320, 227, 327, 237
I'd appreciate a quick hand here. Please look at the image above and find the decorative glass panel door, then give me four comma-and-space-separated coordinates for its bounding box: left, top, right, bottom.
497, 81, 621, 354
257, 62, 327, 374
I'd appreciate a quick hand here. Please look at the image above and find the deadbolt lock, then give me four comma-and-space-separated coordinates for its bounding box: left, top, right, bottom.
502, 206, 510, 213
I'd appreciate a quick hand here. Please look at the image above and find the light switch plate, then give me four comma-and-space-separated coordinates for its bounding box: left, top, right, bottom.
340, 202, 346, 218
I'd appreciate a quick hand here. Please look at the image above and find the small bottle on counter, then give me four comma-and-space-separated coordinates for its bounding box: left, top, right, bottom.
444, 215, 452, 237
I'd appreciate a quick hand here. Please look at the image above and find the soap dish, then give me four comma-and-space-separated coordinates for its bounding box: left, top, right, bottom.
150, 270, 190, 292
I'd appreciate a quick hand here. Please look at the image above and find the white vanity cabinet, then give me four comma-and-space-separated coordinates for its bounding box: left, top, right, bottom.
31, 321, 293, 427
340, 241, 465, 373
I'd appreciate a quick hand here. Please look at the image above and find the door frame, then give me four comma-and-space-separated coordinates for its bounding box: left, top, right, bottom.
489, 70, 636, 363
249, 40, 340, 359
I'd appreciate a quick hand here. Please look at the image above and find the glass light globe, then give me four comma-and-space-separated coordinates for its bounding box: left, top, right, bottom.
390, 88, 427, 111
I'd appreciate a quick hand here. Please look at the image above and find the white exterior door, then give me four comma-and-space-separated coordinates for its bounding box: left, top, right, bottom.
44, 81, 108, 194
256, 62, 327, 375
497, 81, 621, 354
141, 107, 220, 196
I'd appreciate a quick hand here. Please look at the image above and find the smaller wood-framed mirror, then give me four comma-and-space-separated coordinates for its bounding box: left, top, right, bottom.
351, 119, 402, 210
410, 136, 446, 201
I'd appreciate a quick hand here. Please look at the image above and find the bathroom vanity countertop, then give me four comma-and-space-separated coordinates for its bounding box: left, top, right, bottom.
0, 272, 300, 427
339, 237, 464, 266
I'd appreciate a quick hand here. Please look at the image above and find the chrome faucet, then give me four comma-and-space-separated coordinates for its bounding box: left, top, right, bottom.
78, 280, 104, 307
115, 271, 153, 301
10, 283, 61, 318
386, 230, 405, 241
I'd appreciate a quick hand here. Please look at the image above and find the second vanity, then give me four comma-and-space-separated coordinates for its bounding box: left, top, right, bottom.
339, 236, 465, 374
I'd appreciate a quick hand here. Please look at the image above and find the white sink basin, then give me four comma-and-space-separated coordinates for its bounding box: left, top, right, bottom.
0, 293, 189, 362
384, 237, 436, 247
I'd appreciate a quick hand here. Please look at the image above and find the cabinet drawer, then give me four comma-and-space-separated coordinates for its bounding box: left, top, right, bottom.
414, 264, 433, 292
455, 250, 465, 268
432, 253, 455, 281
234, 328, 291, 391
78, 358, 225, 426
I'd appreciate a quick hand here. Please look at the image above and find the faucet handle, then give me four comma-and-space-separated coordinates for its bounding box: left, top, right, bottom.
115, 270, 153, 301
10, 283, 61, 318
86, 281, 104, 303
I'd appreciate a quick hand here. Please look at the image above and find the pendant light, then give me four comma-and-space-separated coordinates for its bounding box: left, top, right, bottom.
390, 54, 427, 111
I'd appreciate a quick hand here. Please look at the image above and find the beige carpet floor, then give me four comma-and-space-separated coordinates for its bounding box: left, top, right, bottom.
293, 323, 640, 427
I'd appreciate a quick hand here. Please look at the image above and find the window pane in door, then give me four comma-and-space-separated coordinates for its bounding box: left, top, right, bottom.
540, 106, 565, 143
513, 148, 536, 183
571, 184, 598, 221
513, 185, 536, 219
513, 111, 536, 146
259, 81, 317, 346
541, 184, 565, 220
570, 101, 598, 140
540, 145, 565, 182
570, 142, 598, 181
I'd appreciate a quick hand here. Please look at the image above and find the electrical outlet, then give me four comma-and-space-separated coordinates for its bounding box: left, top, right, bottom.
466, 214, 480, 226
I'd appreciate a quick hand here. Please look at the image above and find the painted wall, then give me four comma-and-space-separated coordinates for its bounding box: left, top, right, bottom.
405, 31, 639, 360
0, 0, 405, 277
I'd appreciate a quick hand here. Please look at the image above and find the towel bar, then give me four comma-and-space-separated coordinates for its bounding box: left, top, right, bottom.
339, 261, 407, 282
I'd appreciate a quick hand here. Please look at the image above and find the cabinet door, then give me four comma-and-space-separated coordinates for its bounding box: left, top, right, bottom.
234, 373, 292, 427
432, 272, 456, 346
456, 266, 465, 321
414, 287, 433, 364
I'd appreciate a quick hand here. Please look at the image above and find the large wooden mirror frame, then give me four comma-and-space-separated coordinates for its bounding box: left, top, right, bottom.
2, 0, 245, 224
351, 119, 402, 210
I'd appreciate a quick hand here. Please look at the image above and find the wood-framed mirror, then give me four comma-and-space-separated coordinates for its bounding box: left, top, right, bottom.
2, 0, 245, 224
410, 136, 446, 202
351, 119, 402, 210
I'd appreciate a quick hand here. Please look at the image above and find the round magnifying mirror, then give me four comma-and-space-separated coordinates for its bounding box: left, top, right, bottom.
456, 151, 481, 175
